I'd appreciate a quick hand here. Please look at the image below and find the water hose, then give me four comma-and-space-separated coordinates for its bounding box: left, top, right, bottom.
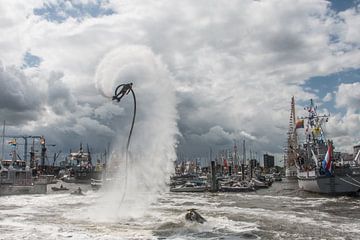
112, 83, 136, 205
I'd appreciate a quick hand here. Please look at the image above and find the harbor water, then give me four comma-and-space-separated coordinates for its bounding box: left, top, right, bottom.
1, 180, 360, 240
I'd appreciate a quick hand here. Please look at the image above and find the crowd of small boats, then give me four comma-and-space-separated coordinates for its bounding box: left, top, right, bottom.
170, 172, 279, 193
2, 98, 360, 197
0, 142, 103, 196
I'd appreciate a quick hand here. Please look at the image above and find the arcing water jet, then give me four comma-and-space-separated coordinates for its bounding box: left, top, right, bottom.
92, 45, 178, 221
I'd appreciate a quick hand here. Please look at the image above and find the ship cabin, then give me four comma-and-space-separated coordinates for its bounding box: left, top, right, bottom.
0, 160, 33, 186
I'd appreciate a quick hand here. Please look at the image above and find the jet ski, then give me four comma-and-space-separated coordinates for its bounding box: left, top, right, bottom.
71, 187, 84, 196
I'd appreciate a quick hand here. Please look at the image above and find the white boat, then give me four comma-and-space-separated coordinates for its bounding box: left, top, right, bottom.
251, 178, 270, 189
170, 182, 207, 192
220, 180, 255, 192
294, 99, 360, 195
90, 178, 103, 190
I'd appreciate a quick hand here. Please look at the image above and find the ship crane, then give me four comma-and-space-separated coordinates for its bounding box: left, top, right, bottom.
0, 135, 44, 162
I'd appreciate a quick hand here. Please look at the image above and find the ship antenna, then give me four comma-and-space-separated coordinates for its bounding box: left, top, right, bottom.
112, 82, 136, 206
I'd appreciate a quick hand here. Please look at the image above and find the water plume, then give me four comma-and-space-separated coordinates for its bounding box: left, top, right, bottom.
92, 45, 178, 221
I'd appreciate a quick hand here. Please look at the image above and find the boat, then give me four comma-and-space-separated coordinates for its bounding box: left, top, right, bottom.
170, 173, 199, 187
0, 159, 47, 196
90, 178, 103, 190
0, 127, 48, 195
251, 178, 270, 189
170, 182, 207, 192
71, 187, 84, 195
293, 99, 360, 195
62, 144, 103, 184
37, 174, 58, 184
254, 174, 273, 187
220, 180, 255, 192
273, 172, 282, 181
51, 185, 69, 191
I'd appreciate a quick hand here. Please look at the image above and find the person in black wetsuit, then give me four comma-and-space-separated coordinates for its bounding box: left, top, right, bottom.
112, 83, 133, 102
185, 209, 206, 224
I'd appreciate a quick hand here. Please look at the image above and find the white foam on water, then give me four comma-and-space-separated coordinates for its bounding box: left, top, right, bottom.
2, 191, 360, 239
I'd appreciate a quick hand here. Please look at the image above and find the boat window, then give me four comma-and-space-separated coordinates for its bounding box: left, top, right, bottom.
2, 161, 11, 167
15, 172, 26, 179
1, 171, 8, 179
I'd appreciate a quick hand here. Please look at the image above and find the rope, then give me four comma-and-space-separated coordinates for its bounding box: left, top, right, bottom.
346, 174, 360, 185
339, 177, 360, 188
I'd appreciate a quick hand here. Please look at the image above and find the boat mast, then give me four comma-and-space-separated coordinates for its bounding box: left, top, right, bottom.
1, 120, 5, 161
286, 97, 298, 169
233, 140, 237, 174
291, 96, 298, 147
242, 139, 246, 180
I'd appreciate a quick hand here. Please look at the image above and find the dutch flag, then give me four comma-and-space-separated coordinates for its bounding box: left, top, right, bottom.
322, 143, 333, 175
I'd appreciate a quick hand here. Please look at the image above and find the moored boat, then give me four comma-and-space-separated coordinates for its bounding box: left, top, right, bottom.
220, 180, 255, 192
51, 185, 69, 191
293, 99, 360, 195
251, 178, 270, 189
297, 166, 360, 194
0, 160, 47, 196
62, 144, 103, 184
170, 182, 207, 192
90, 178, 103, 190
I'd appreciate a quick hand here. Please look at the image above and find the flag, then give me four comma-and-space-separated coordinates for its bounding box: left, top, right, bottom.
312, 127, 321, 136
8, 139, 16, 147
295, 119, 304, 129
322, 143, 332, 175
223, 159, 228, 168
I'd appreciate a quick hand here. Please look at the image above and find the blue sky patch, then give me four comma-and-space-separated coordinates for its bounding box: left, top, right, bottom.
22, 51, 42, 68
33, 0, 115, 23
301, 68, 360, 113
328, 0, 359, 12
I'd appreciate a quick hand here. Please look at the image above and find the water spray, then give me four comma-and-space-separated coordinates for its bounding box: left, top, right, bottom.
112, 82, 136, 205
92, 46, 178, 221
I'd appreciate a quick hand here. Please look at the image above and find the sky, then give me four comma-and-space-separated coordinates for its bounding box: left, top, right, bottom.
0, 0, 359, 166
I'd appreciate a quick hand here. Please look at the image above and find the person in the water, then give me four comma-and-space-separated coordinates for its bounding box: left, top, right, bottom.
185, 209, 206, 224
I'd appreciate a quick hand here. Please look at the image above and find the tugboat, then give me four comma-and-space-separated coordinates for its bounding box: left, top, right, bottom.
0, 139, 47, 196
62, 144, 102, 184
294, 99, 360, 195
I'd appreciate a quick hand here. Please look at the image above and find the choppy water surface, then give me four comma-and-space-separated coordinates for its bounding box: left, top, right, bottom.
1, 180, 360, 240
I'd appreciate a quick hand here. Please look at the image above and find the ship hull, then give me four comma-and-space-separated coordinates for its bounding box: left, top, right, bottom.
0, 168, 47, 196
285, 166, 298, 180
62, 170, 103, 184
0, 184, 47, 196
170, 186, 207, 192
297, 168, 360, 194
